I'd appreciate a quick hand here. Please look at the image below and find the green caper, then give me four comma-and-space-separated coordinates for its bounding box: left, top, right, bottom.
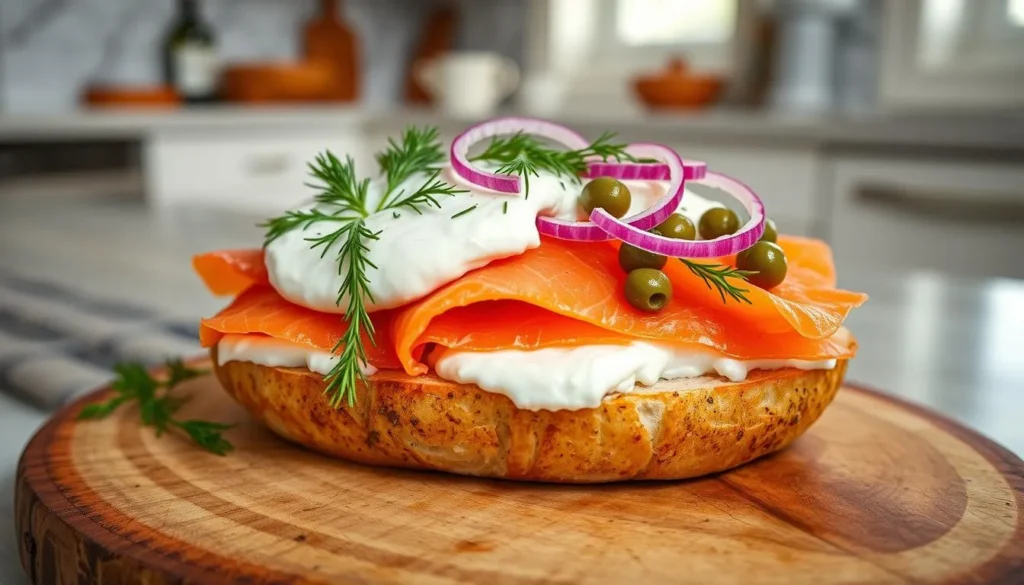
759, 218, 778, 243
580, 177, 631, 219
624, 268, 672, 312
698, 207, 740, 240
619, 242, 667, 272
736, 241, 788, 289
655, 213, 696, 240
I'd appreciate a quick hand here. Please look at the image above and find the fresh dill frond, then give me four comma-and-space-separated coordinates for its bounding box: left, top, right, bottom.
375, 126, 446, 209
387, 169, 467, 215
495, 155, 539, 199
577, 131, 637, 163
256, 126, 471, 408
470, 131, 637, 195
681, 260, 757, 305
261, 208, 350, 247
451, 204, 478, 219
322, 219, 380, 407
306, 152, 370, 216
78, 360, 233, 455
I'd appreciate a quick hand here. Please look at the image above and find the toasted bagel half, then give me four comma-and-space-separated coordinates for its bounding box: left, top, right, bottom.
212, 346, 847, 483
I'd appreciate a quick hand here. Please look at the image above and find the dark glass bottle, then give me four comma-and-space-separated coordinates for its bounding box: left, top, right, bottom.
162, 0, 219, 103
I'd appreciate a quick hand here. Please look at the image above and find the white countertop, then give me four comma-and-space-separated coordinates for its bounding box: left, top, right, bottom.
1, 105, 1022, 152
1, 186, 1023, 584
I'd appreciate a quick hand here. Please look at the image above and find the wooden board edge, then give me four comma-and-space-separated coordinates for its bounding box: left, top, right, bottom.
13, 369, 1024, 585
842, 382, 1024, 585
14, 372, 305, 585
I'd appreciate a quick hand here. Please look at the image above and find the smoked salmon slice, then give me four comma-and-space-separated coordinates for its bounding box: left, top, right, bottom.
391, 236, 864, 374
194, 235, 866, 375
193, 249, 267, 296
200, 287, 401, 370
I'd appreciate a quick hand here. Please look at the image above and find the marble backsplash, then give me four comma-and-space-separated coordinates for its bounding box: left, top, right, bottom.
0, 0, 525, 114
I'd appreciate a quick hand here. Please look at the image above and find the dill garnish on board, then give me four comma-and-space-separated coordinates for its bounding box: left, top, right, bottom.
78, 359, 234, 455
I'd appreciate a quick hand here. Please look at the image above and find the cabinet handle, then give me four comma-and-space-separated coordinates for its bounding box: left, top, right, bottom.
855, 183, 1024, 224
245, 153, 290, 175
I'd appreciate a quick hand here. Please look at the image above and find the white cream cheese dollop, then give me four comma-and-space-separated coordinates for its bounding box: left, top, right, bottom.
217, 335, 835, 412
264, 166, 713, 314
216, 334, 376, 377
433, 342, 836, 411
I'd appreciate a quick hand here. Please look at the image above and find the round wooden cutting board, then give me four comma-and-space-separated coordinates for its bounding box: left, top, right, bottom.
15, 366, 1024, 585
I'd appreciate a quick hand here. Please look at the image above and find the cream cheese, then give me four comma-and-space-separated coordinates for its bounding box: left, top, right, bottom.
216, 334, 376, 377
264, 165, 720, 314
433, 342, 835, 411
216, 335, 835, 412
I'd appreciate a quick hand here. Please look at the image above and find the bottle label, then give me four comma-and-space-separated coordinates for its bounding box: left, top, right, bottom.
174, 45, 219, 96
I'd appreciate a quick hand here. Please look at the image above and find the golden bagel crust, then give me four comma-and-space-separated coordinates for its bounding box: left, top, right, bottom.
212, 347, 849, 483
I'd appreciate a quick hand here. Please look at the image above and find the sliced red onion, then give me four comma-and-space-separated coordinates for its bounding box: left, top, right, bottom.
449, 117, 589, 194
537, 143, 696, 241
589, 171, 765, 257
583, 161, 671, 181
583, 154, 706, 182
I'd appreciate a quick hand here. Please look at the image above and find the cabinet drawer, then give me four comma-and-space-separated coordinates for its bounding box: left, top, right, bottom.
145, 131, 367, 214
827, 156, 1024, 279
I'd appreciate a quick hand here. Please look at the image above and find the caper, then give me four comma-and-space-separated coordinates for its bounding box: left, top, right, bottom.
580, 177, 631, 219
759, 218, 778, 243
655, 213, 696, 240
619, 242, 667, 272
624, 268, 672, 312
698, 207, 740, 240
736, 241, 788, 289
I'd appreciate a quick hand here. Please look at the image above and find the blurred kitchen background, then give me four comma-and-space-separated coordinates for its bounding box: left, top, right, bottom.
0, 0, 1022, 277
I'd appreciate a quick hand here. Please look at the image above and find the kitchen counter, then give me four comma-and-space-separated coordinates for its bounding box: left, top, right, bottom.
1, 106, 1022, 154
1, 188, 1023, 584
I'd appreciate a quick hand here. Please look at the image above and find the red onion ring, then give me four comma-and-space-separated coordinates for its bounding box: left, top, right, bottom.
449, 117, 589, 194
536, 143, 696, 241
589, 171, 765, 257
583, 155, 706, 182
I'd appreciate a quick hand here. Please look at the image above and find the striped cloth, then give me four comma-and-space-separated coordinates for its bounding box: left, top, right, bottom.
0, 270, 202, 410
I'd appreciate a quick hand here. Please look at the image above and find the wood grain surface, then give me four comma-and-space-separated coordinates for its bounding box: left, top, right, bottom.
15, 367, 1024, 585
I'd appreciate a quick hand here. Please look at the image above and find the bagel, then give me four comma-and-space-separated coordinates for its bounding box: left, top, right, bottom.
212, 347, 848, 483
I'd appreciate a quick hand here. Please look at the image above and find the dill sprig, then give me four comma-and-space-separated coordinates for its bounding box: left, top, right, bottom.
258, 125, 464, 409
470, 131, 638, 196
78, 359, 234, 455
386, 169, 466, 215
262, 208, 350, 246
322, 219, 380, 407
681, 260, 757, 305
306, 152, 370, 216
375, 126, 447, 210
451, 204, 477, 219
496, 155, 539, 199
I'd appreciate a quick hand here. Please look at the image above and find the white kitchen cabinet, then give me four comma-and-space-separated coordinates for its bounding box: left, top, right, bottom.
668, 142, 821, 237
826, 155, 1024, 280
144, 128, 367, 214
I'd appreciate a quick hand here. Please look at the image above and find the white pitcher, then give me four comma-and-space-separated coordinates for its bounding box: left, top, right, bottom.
417, 52, 520, 117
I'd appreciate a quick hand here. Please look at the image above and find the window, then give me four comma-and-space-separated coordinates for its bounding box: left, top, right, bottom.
880, 0, 1024, 109
529, 0, 744, 111
615, 0, 737, 47
916, 0, 1024, 70
544, 0, 740, 74
1010, 0, 1024, 25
